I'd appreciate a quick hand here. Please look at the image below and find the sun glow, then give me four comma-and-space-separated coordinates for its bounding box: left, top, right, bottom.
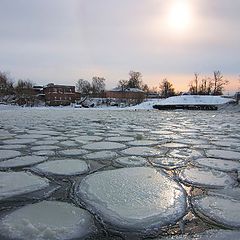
168, 0, 192, 31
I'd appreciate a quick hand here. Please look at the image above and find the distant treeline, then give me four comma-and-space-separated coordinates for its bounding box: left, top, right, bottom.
0, 70, 230, 106
0, 72, 37, 106
76, 70, 230, 98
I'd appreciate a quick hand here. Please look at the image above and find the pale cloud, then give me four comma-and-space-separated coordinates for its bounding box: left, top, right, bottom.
0, 0, 239, 91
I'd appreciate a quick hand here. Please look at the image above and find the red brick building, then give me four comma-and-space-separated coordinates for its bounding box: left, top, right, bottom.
44, 83, 76, 106
106, 87, 145, 104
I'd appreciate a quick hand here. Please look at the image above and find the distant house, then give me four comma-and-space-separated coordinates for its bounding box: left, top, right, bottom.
146, 92, 160, 99
33, 85, 45, 102
44, 83, 76, 106
106, 87, 145, 104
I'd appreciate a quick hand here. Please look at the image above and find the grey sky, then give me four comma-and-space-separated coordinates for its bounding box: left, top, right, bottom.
0, 0, 239, 91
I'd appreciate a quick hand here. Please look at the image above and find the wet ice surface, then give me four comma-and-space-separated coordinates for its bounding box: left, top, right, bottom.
84, 150, 119, 160
0, 107, 239, 239
127, 140, 159, 146
150, 157, 188, 169
76, 167, 187, 234
82, 141, 126, 150
0, 172, 50, 200
0, 144, 27, 149
33, 159, 89, 176
0, 150, 21, 160
59, 149, 89, 156
168, 149, 202, 159
0, 156, 47, 169
121, 146, 164, 157
179, 167, 236, 188
206, 149, 240, 160
192, 195, 240, 228
31, 145, 60, 151
160, 230, 240, 240
193, 157, 240, 172
114, 156, 148, 167
3, 138, 38, 144
106, 136, 135, 142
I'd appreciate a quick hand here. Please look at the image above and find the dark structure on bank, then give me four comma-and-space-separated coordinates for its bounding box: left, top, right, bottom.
105, 87, 145, 105
43, 84, 76, 106
32, 84, 147, 106
153, 104, 218, 110
32, 84, 76, 106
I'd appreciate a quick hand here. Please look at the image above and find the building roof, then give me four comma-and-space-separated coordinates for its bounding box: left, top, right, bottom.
110, 87, 144, 93
44, 83, 75, 88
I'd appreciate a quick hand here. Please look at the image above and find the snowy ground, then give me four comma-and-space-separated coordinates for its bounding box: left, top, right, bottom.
0, 95, 236, 111
151, 95, 234, 106
0, 107, 240, 239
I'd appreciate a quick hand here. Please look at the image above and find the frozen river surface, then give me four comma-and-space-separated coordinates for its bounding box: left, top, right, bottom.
0, 107, 240, 239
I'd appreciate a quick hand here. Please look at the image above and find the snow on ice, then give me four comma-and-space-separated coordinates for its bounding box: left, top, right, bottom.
0, 201, 97, 240
84, 150, 119, 160
0, 172, 50, 200
0, 156, 47, 169
114, 156, 148, 167
192, 195, 240, 229
150, 158, 188, 169
82, 141, 126, 150
33, 159, 89, 176
193, 157, 240, 172
121, 146, 164, 157
0, 150, 21, 160
179, 167, 236, 188
206, 149, 240, 160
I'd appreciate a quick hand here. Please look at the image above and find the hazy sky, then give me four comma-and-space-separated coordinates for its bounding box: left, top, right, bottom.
0, 0, 239, 92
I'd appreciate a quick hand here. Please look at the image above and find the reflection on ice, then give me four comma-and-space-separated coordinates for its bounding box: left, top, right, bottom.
76, 167, 187, 234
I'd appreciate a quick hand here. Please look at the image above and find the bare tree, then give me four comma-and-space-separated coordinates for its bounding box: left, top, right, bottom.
141, 84, 150, 93
118, 72, 147, 91
198, 78, 207, 95
118, 79, 128, 91
189, 73, 199, 95
212, 71, 229, 95
198, 77, 213, 95
159, 79, 175, 98
76, 79, 91, 96
128, 71, 142, 88
15, 79, 35, 106
189, 73, 216, 95
92, 76, 106, 96
194, 73, 199, 94
0, 71, 14, 100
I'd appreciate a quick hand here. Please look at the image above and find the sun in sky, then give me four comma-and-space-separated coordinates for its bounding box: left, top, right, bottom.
167, 0, 193, 32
